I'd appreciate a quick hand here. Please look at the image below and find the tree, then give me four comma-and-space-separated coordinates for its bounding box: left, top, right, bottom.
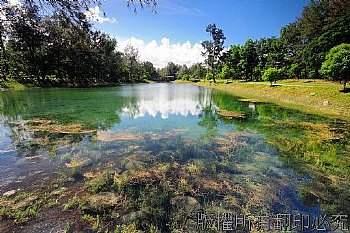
0, 0, 158, 86
123, 45, 140, 81
189, 63, 206, 79
262, 68, 281, 86
141, 61, 158, 80
218, 64, 231, 79
320, 43, 350, 90
225, 45, 242, 80
280, 0, 350, 79
240, 39, 258, 81
15, 0, 157, 20
201, 23, 226, 83
177, 65, 189, 79
167, 62, 179, 78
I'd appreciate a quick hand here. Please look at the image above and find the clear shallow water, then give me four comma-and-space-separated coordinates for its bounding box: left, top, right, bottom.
0, 83, 349, 221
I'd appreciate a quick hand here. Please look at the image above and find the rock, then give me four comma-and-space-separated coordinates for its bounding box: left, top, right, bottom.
50, 187, 67, 196
123, 159, 145, 170
158, 150, 176, 162
122, 210, 146, 224
42, 176, 50, 181
3, 189, 17, 198
216, 109, 246, 120
170, 196, 203, 231
65, 157, 92, 169
12, 195, 38, 211
106, 168, 122, 175
84, 192, 120, 213
63, 177, 76, 184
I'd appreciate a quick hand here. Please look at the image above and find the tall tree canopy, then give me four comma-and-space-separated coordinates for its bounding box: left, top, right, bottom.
201, 23, 226, 83
0, 0, 159, 86
320, 43, 350, 90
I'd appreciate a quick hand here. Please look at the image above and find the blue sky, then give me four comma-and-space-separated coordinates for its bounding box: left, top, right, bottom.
87, 0, 310, 67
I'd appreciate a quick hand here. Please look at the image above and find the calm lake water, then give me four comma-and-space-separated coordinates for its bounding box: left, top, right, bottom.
0, 83, 349, 230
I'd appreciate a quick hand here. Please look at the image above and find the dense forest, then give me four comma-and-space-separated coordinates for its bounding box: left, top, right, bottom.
182, 0, 350, 89
0, 0, 159, 87
0, 0, 350, 88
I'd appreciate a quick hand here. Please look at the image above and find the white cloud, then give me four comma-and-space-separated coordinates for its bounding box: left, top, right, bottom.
0, 0, 22, 21
122, 84, 215, 119
85, 6, 117, 24
7, 0, 21, 6
116, 37, 204, 68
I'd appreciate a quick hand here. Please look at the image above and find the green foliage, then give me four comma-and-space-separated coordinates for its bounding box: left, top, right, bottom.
0, 191, 56, 224
114, 223, 139, 233
63, 195, 83, 211
213, 1, 350, 83
240, 39, 258, 81
201, 23, 226, 83
141, 61, 159, 80
0, 78, 25, 89
181, 74, 191, 81
0, 2, 159, 87
177, 63, 206, 80
226, 45, 242, 79
84, 173, 114, 194
158, 62, 179, 80
252, 66, 262, 81
262, 68, 281, 86
205, 72, 213, 80
82, 214, 102, 231
217, 64, 231, 79
177, 65, 189, 78
320, 43, 350, 90
287, 63, 302, 78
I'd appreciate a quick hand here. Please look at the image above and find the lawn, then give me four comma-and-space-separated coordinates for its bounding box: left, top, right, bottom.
176, 79, 350, 121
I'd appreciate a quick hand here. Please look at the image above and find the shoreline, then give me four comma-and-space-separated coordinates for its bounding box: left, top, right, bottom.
175, 79, 350, 121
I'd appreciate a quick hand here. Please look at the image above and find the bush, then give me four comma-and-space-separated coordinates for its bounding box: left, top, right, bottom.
181, 74, 191, 81
205, 72, 213, 80
320, 43, 350, 90
218, 65, 231, 79
287, 63, 301, 78
262, 68, 281, 86
0, 78, 25, 89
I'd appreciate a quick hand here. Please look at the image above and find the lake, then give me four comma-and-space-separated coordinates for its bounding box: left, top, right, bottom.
0, 83, 349, 232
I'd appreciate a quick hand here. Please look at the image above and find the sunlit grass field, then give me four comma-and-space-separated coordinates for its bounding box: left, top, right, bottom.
177, 79, 350, 120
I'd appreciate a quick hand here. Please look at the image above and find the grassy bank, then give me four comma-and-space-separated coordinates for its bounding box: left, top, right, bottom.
176, 79, 350, 121
0, 79, 25, 90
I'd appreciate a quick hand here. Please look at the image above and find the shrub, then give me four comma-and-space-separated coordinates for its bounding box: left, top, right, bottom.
262, 68, 281, 86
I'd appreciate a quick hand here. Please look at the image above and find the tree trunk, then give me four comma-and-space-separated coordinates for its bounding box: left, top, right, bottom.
0, 27, 9, 78
211, 63, 216, 83
344, 80, 347, 91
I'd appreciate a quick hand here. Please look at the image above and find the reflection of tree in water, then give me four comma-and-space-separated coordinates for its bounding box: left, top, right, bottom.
210, 90, 350, 215
1, 85, 350, 217
0, 89, 134, 159
0, 88, 127, 130
198, 104, 219, 140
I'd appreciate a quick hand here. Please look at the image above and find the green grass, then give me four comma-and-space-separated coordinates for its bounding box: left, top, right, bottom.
175, 79, 350, 120
0, 79, 25, 89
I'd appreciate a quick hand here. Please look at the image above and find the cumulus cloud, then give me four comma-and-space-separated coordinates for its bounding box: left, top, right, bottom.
122, 84, 215, 119
116, 37, 204, 68
85, 6, 117, 24
7, 0, 21, 6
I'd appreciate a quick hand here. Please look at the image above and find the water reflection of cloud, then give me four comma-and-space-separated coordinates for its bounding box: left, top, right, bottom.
122, 85, 214, 119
